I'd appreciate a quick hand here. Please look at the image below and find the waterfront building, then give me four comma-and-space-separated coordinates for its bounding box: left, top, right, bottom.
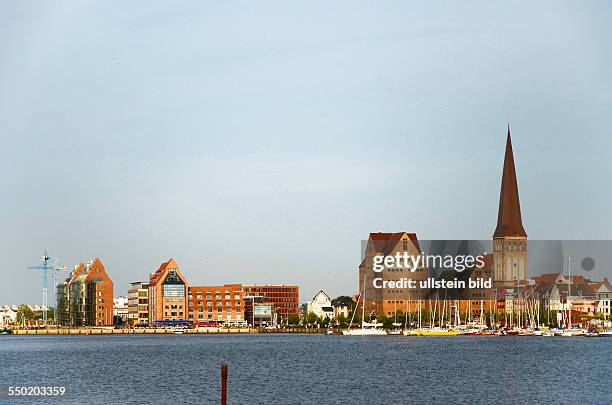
243, 285, 299, 322
244, 296, 275, 326
56, 258, 114, 326
333, 305, 350, 319
493, 127, 528, 289
141, 259, 298, 326
127, 281, 149, 326
113, 296, 129, 322
306, 290, 334, 319
148, 258, 189, 324
187, 284, 245, 325
358, 232, 428, 317
0, 306, 17, 324
595, 280, 612, 318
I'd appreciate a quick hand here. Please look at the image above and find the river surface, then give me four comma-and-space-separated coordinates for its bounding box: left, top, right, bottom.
1, 334, 610, 404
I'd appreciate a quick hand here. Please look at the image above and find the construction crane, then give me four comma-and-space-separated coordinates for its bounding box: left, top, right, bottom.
27, 249, 53, 323
27, 249, 67, 324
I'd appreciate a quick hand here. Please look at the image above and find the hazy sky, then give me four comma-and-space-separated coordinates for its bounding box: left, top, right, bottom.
2, 1, 611, 305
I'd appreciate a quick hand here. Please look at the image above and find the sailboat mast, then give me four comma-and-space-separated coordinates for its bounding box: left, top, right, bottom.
362, 273, 367, 328
568, 255, 572, 329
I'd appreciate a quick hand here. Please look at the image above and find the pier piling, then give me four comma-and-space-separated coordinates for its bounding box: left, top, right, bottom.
221, 363, 228, 405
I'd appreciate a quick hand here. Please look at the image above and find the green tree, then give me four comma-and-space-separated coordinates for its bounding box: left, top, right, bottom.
288, 314, 300, 325
332, 296, 355, 308
16, 304, 34, 324
306, 312, 319, 325
337, 313, 347, 328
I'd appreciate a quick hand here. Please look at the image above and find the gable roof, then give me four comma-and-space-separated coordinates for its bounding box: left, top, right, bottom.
368, 232, 420, 256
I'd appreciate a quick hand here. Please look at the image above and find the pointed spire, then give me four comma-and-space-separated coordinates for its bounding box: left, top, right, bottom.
493, 125, 527, 238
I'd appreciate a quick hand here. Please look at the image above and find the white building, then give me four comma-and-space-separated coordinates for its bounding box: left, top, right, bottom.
306, 290, 334, 319
0, 306, 17, 325
114, 296, 129, 321
596, 283, 612, 318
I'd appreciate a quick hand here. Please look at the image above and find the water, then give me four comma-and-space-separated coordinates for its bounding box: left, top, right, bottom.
1, 334, 611, 404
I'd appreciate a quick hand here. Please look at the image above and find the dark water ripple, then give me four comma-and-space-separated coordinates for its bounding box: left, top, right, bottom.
0, 335, 611, 404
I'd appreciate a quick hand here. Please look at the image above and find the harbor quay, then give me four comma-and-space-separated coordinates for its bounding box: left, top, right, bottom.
8, 327, 331, 335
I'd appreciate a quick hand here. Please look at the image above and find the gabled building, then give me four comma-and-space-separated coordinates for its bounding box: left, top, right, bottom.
56, 258, 114, 326
359, 232, 428, 317
148, 258, 189, 323
306, 290, 334, 319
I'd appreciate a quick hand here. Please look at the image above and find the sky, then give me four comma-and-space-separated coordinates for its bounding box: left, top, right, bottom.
1, 1, 611, 305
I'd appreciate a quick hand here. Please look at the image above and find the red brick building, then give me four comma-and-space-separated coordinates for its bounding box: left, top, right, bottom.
243, 285, 300, 321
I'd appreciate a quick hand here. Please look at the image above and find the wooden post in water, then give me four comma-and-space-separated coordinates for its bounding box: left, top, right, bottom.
221, 363, 228, 405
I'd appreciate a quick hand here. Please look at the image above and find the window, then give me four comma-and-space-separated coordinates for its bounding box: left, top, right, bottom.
163, 284, 185, 297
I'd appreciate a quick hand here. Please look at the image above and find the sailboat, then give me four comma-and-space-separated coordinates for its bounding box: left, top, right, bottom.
561, 256, 583, 337
342, 274, 387, 336
387, 299, 402, 335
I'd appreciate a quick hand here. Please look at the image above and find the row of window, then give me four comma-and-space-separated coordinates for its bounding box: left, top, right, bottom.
188, 314, 242, 320
189, 294, 241, 300
189, 301, 241, 307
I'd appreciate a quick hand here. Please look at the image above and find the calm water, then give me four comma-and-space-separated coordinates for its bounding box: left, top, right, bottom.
1, 334, 611, 404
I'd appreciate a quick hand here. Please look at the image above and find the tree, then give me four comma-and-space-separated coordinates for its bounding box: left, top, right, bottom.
288, 314, 300, 325
16, 304, 34, 324
332, 296, 356, 308
337, 313, 347, 328
306, 312, 319, 325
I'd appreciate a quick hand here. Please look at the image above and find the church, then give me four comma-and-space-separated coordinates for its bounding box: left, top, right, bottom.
493, 126, 528, 289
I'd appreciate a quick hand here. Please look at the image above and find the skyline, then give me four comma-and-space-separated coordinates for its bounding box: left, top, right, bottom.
2, 2, 612, 303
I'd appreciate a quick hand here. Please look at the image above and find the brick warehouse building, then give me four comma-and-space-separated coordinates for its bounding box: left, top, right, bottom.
143, 258, 298, 325
188, 284, 245, 324
56, 258, 114, 326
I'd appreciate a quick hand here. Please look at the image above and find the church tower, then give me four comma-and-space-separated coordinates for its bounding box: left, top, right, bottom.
493, 126, 527, 288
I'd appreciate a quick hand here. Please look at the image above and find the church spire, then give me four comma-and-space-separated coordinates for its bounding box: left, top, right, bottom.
493, 125, 527, 238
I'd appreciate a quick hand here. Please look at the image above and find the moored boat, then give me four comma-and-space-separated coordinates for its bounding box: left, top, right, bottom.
412, 328, 459, 336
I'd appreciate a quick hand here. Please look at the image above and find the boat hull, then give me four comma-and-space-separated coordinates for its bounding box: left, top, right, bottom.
342, 329, 387, 336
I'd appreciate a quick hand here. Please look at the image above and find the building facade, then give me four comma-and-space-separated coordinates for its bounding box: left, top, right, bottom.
243, 285, 299, 322
127, 281, 149, 326
493, 127, 528, 289
306, 290, 334, 319
148, 259, 189, 323
56, 258, 114, 326
187, 284, 245, 325
113, 296, 129, 323
359, 232, 428, 317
